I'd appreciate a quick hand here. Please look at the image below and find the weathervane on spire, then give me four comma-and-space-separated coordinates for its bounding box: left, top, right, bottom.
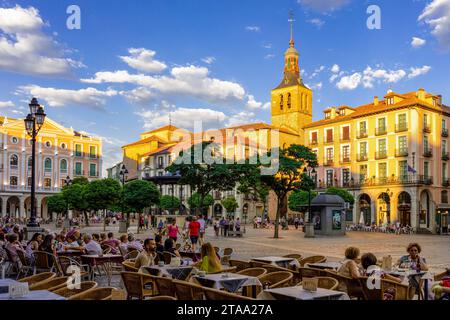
288, 9, 295, 47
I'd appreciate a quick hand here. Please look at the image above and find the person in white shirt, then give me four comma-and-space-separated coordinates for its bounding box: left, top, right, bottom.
83, 234, 102, 255
127, 234, 143, 251
198, 215, 206, 245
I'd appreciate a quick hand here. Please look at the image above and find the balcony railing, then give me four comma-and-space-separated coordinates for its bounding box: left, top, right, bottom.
442, 179, 450, 187
324, 137, 334, 144
340, 156, 351, 164
89, 171, 99, 177
423, 125, 432, 133
356, 131, 368, 139
395, 123, 408, 132
74, 170, 84, 176
443, 152, 450, 161
323, 158, 334, 166
375, 151, 387, 160
346, 175, 433, 187
395, 149, 409, 157
423, 148, 433, 157
375, 127, 387, 136
356, 154, 368, 162
309, 140, 318, 146
442, 128, 449, 138
89, 154, 97, 159
75, 152, 82, 157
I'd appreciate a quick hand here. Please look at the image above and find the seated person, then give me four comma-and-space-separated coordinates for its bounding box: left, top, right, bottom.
194, 242, 222, 274
164, 238, 181, 259
118, 234, 129, 253
360, 253, 401, 283
396, 243, 428, 271
127, 234, 143, 251
134, 238, 157, 270
64, 235, 85, 251
154, 234, 165, 262
101, 232, 120, 254
337, 247, 362, 291
83, 234, 102, 255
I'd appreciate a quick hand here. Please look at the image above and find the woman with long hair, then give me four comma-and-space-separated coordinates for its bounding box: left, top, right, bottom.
196, 242, 222, 273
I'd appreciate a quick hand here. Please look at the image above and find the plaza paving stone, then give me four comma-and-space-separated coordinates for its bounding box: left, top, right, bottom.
48, 222, 450, 283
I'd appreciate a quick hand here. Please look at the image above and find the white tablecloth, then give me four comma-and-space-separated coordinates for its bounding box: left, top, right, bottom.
194, 273, 262, 293
0, 290, 65, 300
258, 286, 350, 300
142, 265, 193, 280
252, 256, 300, 269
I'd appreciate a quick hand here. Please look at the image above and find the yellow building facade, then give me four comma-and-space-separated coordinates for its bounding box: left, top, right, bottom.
304, 90, 450, 234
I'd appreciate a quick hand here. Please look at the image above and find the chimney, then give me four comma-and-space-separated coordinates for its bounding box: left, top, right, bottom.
330, 107, 337, 119
374, 96, 379, 106
417, 88, 426, 101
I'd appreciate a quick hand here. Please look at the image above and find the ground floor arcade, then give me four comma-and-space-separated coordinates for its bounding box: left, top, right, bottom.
0, 193, 51, 219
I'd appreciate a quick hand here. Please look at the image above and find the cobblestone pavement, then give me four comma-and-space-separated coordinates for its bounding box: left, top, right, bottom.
45, 223, 450, 287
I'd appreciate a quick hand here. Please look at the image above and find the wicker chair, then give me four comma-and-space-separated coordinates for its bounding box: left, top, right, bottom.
324, 271, 364, 300
18, 272, 56, 286
126, 249, 139, 260
148, 295, 177, 300
203, 287, 255, 300
69, 287, 118, 300
57, 256, 90, 281
208, 266, 237, 274
282, 254, 302, 261
122, 260, 139, 272
298, 267, 326, 280
52, 281, 98, 298
220, 248, 233, 265
358, 276, 381, 300
163, 251, 176, 265
229, 259, 250, 272
121, 271, 155, 299
262, 265, 301, 284
172, 280, 205, 300
381, 279, 410, 300
153, 275, 176, 297
258, 271, 293, 293
249, 260, 267, 268
299, 255, 327, 267
29, 276, 69, 291
298, 277, 339, 290
237, 267, 267, 278
16, 250, 33, 279
33, 251, 56, 273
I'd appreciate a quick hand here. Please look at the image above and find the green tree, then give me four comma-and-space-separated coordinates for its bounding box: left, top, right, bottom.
326, 187, 355, 205
221, 196, 239, 216
84, 178, 121, 212
188, 193, 214, 215
288, 190, 318, 212
167, 141, 242, 215
159, 195, 181, 213
47, 194, 67, 218
236, 163, 270, 217
123, 180, 160, 228
62, 183, 90, 226
72, 176, 89, 185
260, 144, 317, 238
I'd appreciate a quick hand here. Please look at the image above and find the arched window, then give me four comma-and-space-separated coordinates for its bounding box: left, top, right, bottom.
279, 94, 284, 110
442, 190, 448, 204
287, 93, 291, 108
60, 159, 68, 173
10, 154, 18, 168
44, 158, 52, 172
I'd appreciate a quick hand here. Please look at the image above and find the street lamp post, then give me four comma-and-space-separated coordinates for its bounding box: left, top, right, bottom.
63, 175, 72, 228
24, 98, 46, 232
119, 164, 128, 232
304, 166, 316, 238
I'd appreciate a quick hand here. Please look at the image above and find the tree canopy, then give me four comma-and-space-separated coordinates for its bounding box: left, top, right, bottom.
221, 196, 239, 214
288, 190, 318, 212
159, 195, 181, 211
84, 178, 122, 212
188, 193, 214, 210
47, 194, 67, 217
326, 187, 355, 205
123, 180, 160, 216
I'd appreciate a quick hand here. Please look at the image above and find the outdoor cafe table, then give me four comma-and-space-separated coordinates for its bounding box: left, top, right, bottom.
384, 269, 432, 300
81, 254, 124, 286
179, 250, 200, 261
0, 279, 21, 294
307, 262, 343, 271
0, 280, 65, 300
194, 273, 262, 293
142, 265, 194, 280
252, 256, 300, 269
258, 286, 350, 300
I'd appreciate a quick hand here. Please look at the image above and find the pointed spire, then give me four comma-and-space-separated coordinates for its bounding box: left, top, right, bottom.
288, 10, 295, 48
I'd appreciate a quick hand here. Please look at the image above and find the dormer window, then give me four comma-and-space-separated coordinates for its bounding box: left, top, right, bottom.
280, 95, 284, 110
387, 97, 394, 105
325, 112, 331, 119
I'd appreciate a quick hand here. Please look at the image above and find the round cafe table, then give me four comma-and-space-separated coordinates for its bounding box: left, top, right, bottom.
81, 254, 124, 286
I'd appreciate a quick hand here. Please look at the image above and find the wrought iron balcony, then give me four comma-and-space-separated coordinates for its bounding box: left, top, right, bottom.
375, 151, 387, 160
442, 179, 450, 187
375, 127, 387, 136
442, 152, 450, 161
423, 125, 432, 133
356, 153, 368, 162
423, 148, 433, 157
349, 175, 433, 187
356, 131, 368, 139
442, 128, 449, 138
395, 149, 409, 157
340, 157, 351, 164
395, 123, 408, 133
309, 140, 318, 147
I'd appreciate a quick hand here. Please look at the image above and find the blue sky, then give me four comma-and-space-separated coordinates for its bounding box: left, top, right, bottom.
0, 0, 449, 173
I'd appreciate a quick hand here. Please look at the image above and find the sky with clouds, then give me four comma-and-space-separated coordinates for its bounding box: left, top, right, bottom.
0, 0, 449, 174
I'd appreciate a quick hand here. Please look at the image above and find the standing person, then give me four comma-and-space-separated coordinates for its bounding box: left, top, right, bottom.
219, 217, 225, 236
223, 218, 230, 237
198, 215, 206, 245
213, 218, 220, 237
166, 219, 180, 243
235, 217, 241, 232
139, 214, 145, 231
294, 217, 299, 230
229, 218, 235, 233
157, 219, 164, 235
144, 215, 149, 230
188, 216, 201, 252
253, 217, 258, 229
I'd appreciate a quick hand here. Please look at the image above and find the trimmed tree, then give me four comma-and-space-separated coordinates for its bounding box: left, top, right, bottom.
260, 144, 317, 239
159, 195, 181, 214
288, 190, 318, 212
84, 178, 122, 213
62, 183, 90, 226
47, 194, 67, 219
188, 193, 214, 215
326, 187, 355, 205
123, 180, 160, 228
221, 196, 239, 217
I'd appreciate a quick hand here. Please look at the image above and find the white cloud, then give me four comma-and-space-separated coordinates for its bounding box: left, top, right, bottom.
82, 65, 246, 104
411, 37, 427, 48
18, 85, 117, 108
226, 111, 259, 127
246, 95, 270, 110
245, 26, 260, 32
0, 5, 82, 76
408, 65, 432, 79
136, 107, 226, 131
331, 64, 340, 73
119, 48, 166, 73
298, 0, 351, 13
264, 54, 275, 60
0, 101, 14, 108
311, 65, 325, 78
262, 43, 272, 49
362, 67, 407, 88
308, 18, 325, 28
202, 56, 216, 64
418, 0, 450, 51
329, 74, 339, 82
120, 87, 154, 104
336, 73, 362, 90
